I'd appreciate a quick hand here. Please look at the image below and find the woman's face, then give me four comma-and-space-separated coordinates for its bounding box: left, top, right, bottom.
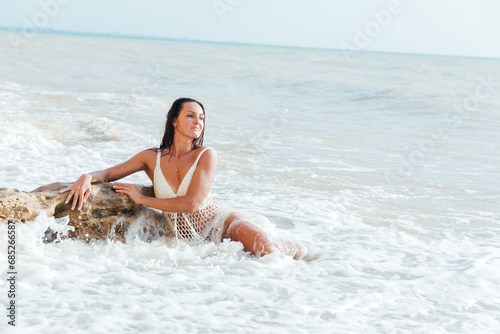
174, 102, 205, 139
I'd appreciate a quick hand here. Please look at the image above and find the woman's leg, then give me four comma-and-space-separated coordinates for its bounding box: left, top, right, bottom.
224, 213, 315, 260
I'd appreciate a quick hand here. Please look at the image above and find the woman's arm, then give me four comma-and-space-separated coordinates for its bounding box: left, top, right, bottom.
60, 149, 155, 210
114, 148, 217, 214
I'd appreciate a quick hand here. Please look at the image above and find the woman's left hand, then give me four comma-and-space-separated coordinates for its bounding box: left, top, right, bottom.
113, 183, 145, 205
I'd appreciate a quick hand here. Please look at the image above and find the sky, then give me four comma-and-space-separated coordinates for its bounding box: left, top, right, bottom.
0, 0, 499, 58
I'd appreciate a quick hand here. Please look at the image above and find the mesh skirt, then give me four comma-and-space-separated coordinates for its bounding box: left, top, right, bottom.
162, 196, 232, 244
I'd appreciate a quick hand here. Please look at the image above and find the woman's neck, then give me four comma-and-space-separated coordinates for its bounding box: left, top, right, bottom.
170, 136, 194, 158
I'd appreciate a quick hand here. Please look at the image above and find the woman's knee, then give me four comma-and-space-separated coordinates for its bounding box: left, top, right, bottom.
225, 218, 273, 257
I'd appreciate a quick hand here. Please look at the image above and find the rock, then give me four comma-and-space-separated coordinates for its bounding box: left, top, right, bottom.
0, 183, 165, 242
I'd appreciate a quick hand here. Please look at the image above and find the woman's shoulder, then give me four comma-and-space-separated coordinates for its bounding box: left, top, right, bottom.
195, 146, 216, 163
134, 147, 160, 161
196, 145, 215, 152
195, 146, 216, 157
142, 147, 160, 154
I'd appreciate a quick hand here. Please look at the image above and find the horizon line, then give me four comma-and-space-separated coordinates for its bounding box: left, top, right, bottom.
1, 26, 499, 61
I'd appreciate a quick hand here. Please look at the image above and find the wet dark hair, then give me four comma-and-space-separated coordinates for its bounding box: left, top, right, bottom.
159, 97, 205, 150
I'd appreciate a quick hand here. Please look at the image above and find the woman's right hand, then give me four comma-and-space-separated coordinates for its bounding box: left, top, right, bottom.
60, 174, 93, 211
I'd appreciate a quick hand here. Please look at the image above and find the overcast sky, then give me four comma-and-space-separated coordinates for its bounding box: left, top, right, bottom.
1, 0, 499, 58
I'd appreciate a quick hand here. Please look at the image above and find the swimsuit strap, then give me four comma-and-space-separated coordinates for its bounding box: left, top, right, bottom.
154, 147, 213, 195
193, 147, 213, 166
156, 147, 212, 170
156, 148, 162, 170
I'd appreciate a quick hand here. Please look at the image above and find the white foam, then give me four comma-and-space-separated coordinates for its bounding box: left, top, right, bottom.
1, 31, 500, 332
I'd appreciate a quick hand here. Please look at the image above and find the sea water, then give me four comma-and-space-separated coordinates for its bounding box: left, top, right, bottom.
0, 30, 499, 333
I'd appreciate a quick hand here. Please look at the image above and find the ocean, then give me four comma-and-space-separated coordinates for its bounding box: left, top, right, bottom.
0, 30, 499, 333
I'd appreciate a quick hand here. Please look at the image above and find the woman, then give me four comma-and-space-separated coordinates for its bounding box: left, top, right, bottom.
61, 98, 314, 260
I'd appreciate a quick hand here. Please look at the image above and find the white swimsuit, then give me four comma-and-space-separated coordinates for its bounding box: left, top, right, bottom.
153, 147, 229, 244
